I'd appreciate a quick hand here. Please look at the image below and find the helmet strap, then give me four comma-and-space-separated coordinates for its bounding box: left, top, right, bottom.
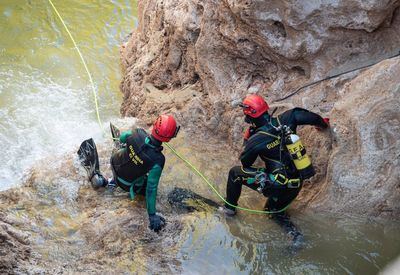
244, 115, 253, 124
245, 112, 270, 128
149, 135, 163, 146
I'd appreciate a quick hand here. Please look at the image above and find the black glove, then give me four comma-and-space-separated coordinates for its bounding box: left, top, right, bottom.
244, 126, 257, 140
148, 214, 166, 232
243, 126, 256, 146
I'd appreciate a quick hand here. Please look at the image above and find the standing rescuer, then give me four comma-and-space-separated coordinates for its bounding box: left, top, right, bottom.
81, 114, 180, 232
220, 94, 329, 237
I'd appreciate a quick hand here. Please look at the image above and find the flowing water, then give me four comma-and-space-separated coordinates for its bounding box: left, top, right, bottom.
0, 0, 137, 190
1, 1, 400, 274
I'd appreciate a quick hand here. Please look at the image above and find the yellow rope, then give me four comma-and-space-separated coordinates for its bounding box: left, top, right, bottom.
47, 0, 291, 215
48, 0, 104, 133
165, 143, 292, 214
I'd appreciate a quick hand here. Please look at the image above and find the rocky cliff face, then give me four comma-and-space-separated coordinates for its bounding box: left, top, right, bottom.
120, 0, 400, 217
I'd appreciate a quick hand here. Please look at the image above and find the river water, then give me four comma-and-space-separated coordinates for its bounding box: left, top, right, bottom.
1, 1, 399, 274
0, 0, 137, 190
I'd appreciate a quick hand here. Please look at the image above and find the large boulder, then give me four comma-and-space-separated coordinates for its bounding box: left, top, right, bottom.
315, 57, 400, 217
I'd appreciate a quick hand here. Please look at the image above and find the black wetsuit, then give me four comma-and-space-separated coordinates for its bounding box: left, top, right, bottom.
110, 128, 165, 215
225, 108, 328, 213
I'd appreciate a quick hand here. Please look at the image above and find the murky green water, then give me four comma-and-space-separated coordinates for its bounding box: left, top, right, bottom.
0, 0, 137, 189
1, 1, 399, 274
176, 210, 400, 274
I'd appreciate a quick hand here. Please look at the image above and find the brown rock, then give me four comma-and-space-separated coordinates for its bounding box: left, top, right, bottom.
310, 57, 400, 217
119, 0, 400, 218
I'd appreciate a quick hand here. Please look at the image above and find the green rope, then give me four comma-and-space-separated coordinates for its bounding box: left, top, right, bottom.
165, 143, 292, 214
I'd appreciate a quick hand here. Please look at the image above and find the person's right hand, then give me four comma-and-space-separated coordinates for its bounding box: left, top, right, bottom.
316, 117, 330, 131
148, 214, 166, 232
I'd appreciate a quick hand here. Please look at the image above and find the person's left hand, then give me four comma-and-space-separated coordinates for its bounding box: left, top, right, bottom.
243, 126, 256, 141
316, 118, 330, 131
149, 214, 166, 232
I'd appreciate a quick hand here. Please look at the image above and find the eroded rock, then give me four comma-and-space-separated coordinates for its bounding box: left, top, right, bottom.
119, 0, 400, 218
120, 0, 400, 145
312, 57, 400, 217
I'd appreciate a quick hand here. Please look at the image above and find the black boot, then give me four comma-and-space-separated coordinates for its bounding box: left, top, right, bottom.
90, 173, 108, 189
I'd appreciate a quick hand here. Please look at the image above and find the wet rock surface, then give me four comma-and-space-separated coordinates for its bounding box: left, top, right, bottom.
0, 131, 238, 273
120, 0, 400, 141
310, 57, 400, 217
120, 0, 400, 218
0, 210, 31, 274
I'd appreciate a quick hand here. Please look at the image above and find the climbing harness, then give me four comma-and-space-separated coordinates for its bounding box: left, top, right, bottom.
48, 0, 294, 214
274, 50, 400, 102
271, 173, 301, 188
255, 171, 268, 194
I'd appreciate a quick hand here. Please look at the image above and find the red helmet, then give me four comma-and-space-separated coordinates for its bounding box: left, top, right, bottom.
151, 114, 180, 142
240, 94, 269, 118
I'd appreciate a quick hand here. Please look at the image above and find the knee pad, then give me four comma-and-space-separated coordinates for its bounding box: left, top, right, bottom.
90, 174, 108, 189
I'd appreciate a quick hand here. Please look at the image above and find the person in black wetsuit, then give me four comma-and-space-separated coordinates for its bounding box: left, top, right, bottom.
91, 114, 180, 232
220, 94, 329, 239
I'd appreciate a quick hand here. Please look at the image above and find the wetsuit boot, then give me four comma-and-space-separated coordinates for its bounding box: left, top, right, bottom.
90, 173, 108, 189
270, 211, 304, 251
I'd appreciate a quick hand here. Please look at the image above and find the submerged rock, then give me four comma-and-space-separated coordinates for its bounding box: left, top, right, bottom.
0, 123, 399, 273
167, 187, 220, 213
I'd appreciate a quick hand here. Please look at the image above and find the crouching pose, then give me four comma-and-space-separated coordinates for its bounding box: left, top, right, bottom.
78, 114, 180, 232
220, 94, 329, 239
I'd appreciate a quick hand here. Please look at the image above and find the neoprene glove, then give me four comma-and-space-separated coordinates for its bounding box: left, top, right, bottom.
243, 126, 256, 141
149, 214, 166, 232
316, 117, 330, 131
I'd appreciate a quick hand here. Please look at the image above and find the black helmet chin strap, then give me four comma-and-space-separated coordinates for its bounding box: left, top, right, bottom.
245, 113, 270, 128
149, 135, 163, 147
270, 107, 278, 117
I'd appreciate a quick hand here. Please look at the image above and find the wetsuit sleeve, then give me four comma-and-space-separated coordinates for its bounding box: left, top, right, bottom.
119, 130, 133, 143
240, 134, 266, 168
146, 163, 163, 215
281, 108, 328, 129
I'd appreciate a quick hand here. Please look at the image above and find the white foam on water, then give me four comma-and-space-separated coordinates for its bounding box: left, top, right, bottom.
0, 67, 110, 190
